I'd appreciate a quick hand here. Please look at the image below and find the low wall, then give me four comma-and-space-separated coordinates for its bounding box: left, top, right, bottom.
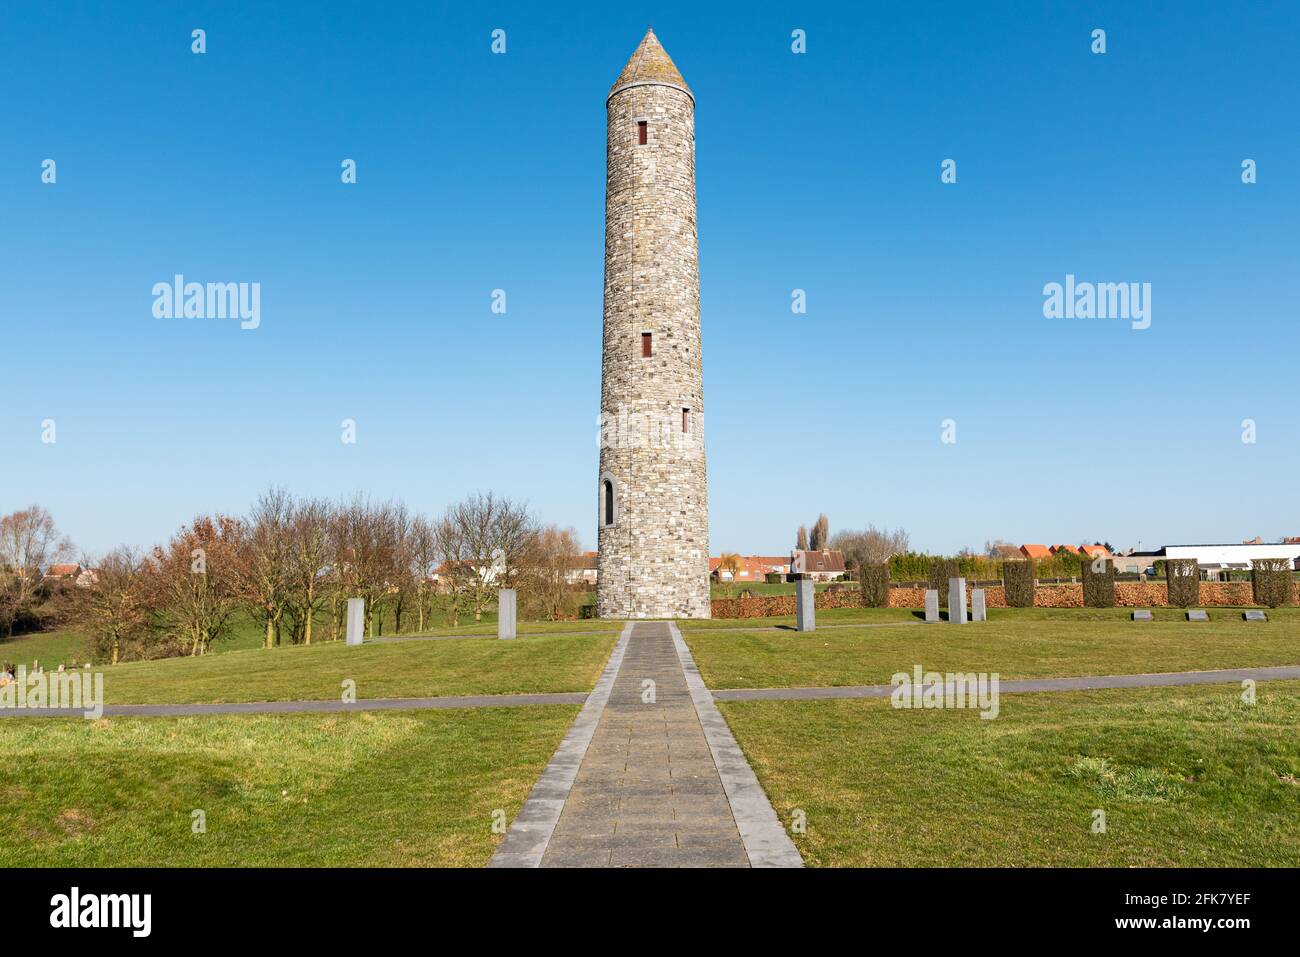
708, 581, 1298, 618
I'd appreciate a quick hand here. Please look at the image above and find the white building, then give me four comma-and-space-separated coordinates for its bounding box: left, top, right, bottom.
1121, 542, 1300, 576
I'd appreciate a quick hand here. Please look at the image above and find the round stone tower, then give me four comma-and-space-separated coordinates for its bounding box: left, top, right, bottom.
596, 28, 710, 620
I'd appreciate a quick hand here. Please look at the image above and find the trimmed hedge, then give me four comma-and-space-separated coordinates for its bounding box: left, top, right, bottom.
1081, 557, 1116, 608
1252, 559, 1294, 608
1003, 561, 1035, 607
764, 573, 782, 584
1165, 558, 1200, 608
928, 558, 960, 607
860, 563, 890, 608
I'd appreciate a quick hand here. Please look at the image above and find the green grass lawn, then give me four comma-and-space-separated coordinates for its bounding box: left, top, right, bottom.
0, 607, 617, 672
683, 611, 1300, 688
719, 681, 1300, 866
0, 628, 93, 671
0, 706, 576, 866
92, 632, 616, 705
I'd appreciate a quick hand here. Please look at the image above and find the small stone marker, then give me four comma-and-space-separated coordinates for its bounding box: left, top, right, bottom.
795, 579, 815, 632
1132, 609, 1152, 621
971, 588, 987, 622
498, 588, 517, 640
345, 598, 365, 645
948, 577, 968, 624
924, 589, 939, 623
1244, 610, 1267, 622
1187, 609, 1208, 621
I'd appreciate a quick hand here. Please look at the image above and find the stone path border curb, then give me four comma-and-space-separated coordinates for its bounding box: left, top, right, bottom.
668, 623, 803, 868
488, 622, 633, 868
0, 692, 589, 719
711, 665, 1300, 702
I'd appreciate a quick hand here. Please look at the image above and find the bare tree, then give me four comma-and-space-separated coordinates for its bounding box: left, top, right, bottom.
441, 493, 536, 622
810, 514, 830, 551
796, 525, 809, 551
409, 515, 438, 632
246, 487, 294, 648
331, 497, 405, 638
432, 512, 469, 628
284, 497, 333, 645
79, 546, 152, 664
518, 524, 581, 620
831, 525, 910, 571
150, 514, 247, 656
388, 503, 414, 634
717, 552, 743, 596
0, 505, 73, 636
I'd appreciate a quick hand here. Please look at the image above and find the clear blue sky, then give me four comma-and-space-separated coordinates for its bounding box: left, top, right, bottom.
2, 1, 1297, 557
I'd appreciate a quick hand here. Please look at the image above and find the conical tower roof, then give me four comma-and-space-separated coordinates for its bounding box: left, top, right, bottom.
609, 27, 692, 102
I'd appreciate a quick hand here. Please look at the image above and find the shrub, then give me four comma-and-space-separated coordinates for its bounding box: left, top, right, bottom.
860, 563, 890, 608
1165, 558, 1199, 607
1003, 561, 1035, 607
929, 558, 960, 607
764, 573, 782, 585
889, 552, 932, 581
1251, 559, 1293, 608
1081, 557, 1116, 608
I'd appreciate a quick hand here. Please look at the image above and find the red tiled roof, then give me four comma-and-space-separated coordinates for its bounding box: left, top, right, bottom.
1020, 544, 1051, 559
793, 549, 846, 573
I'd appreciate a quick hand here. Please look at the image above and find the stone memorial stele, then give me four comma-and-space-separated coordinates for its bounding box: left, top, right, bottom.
795, 578, 815, 632
971, 588, 987, 622
345, 598, 365, 645
948, 577, 968, 624
1244, 610, 1267, 622
1132, 609, 1152, 621
924, 589, 939, 622
1187, 609, 1209, 621
498, 588, 517, 640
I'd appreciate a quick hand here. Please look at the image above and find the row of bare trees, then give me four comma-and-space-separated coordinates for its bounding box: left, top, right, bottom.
5, 492, 585, 664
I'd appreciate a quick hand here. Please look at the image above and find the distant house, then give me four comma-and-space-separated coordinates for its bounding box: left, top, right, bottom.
709, 555, 792, 582
565, 551, 598, 585
1079, 544, 1110, 559
1158, 542, 1300, 576
431, 556, 505, 591
790, 549, 846, 581
42, 563, 83, 587
1050, 544, 1083, 556
1019, 544, 1051, 560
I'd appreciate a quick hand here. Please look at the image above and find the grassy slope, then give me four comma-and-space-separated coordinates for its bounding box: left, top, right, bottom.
94, 632, 617, 705
683, 613, 1300, 688
0, 706, 576, 866
720, 681, 1300, 866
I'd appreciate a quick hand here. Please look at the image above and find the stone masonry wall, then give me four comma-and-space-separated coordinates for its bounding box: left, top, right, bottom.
596, 79, 710, 619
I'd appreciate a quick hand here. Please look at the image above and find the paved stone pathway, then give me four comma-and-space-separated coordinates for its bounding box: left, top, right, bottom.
491, 621, 801, 868
537, 621, 749, 867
